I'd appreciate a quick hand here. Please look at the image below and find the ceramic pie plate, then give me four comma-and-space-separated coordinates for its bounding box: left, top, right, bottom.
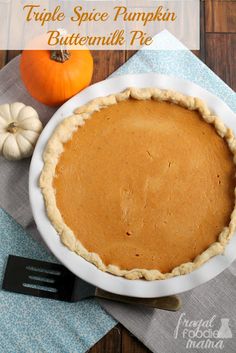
29, 73, 236, 298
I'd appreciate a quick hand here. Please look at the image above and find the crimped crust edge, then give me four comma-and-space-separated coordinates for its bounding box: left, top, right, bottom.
39, 88, 236, 280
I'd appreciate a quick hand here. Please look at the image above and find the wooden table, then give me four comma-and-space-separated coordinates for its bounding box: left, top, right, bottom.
0, 1, 235, 352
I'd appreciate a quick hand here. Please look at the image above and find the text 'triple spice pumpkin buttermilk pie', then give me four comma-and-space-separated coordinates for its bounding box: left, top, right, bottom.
39, 88, 236, 280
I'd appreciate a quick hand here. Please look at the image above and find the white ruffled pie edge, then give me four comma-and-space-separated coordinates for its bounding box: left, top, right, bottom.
39, 88, 236, 280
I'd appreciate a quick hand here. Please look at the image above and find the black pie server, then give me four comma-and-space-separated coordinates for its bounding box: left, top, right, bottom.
2, 255, 181, 311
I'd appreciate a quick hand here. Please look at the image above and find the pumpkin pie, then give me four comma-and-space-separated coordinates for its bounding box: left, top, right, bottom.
40, 88, 236, 280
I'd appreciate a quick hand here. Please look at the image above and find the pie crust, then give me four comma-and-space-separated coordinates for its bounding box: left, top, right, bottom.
40, 88, 236, 280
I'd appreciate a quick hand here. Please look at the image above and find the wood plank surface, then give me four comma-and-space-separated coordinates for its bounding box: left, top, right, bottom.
0, 51, 7, 69
90, 325, 122, 353
192, 0, 206, 60
205, 0, 236, 33
6, 50, 21, 62
121, 328, 151, 353
205, 33, 236, 91
91, 51, 126, 84
0, 2, 235, 353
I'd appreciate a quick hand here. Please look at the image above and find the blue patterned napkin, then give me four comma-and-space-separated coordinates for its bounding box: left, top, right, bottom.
111, 31, 236, 112
0, 209, 116, 353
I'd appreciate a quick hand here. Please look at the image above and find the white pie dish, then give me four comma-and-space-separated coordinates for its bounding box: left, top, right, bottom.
29, 73, 236, 298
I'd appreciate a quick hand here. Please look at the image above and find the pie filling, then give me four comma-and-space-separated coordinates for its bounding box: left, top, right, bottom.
53, 99, 235, 273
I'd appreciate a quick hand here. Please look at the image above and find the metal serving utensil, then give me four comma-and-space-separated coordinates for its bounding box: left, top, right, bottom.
2, 255, 181, 311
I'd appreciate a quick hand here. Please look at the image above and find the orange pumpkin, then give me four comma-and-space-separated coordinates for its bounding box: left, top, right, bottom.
20, 49, 93, 107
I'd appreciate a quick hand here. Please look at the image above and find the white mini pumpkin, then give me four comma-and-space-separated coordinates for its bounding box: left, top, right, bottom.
0, 102, 43, 160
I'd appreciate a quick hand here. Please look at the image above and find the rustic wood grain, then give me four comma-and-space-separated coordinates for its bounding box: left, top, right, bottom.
7, 50, 21, 62
125, 50, 137, 61
205, 0, 236, 33
205, 33, 236, 90
91, 50, 126, 83
0, 51, 7, 69
121, 328, 151, 353
88, 325, 121, 353
193, 0, 206, 60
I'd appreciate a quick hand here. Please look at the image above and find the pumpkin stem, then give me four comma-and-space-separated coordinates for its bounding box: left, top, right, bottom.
50, 49, 71, 63
7, 122, 18, 133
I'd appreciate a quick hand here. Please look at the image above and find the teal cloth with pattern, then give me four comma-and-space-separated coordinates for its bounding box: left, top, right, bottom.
0, 209, 116, 353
